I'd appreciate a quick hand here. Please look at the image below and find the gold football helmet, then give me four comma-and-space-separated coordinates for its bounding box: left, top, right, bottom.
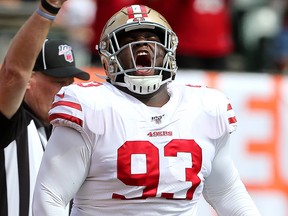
97, 5, 178, 95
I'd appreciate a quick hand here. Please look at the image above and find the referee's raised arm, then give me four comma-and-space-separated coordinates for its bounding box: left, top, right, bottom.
0, 0, 67, 119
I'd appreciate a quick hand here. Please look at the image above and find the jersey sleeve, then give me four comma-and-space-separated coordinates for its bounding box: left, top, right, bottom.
201, 88, 260, 215
202, 133, 261, 215
201, 87, 237, 138
48, 85, 85, 132
33, 126, 90, 216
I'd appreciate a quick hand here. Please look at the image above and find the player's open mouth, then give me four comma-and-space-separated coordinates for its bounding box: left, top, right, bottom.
135, 51, 152, 75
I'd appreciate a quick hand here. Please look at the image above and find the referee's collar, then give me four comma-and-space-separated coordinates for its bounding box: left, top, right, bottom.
22, 102, 51, 137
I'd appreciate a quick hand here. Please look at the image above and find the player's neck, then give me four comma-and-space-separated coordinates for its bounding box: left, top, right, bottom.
136, 86, 170, 107
139, 92, 170, 107
117, 84, 170, 107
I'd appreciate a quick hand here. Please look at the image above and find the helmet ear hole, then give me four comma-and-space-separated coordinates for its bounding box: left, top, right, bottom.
103, 61, 108, 71
101, 58, 112, 81
101, 59, 113, 82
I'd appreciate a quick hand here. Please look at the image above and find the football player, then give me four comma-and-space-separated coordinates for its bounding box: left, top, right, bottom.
33, 5, 261, 216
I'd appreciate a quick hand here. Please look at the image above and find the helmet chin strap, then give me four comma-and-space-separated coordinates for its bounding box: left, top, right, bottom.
110, 72, 174, 95
124, 74, 163, 95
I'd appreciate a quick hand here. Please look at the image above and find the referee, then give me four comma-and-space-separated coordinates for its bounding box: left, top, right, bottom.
0, 1, 89, 214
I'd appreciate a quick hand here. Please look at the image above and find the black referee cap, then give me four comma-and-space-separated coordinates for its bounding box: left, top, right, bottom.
33, 39, 90, 80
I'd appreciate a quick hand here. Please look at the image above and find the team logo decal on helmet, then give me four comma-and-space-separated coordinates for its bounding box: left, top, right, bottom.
127, 5, 149, 22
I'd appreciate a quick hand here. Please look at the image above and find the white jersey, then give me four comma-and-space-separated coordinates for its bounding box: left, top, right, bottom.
33, 82, 260, 216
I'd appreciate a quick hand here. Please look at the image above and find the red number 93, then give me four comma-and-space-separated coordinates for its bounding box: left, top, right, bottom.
112, 139, 202, 200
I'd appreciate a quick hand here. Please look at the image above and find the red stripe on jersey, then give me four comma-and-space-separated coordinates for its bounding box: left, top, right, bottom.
49, 113, 83, 126
227, 103, 232, 111
161, 193, 174, 199
51, 101, 82, 111
228, 116, 237, 124
186, 84, 202, 88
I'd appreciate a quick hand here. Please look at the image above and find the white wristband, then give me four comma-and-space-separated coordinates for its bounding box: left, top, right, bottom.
36, 8, 56, 21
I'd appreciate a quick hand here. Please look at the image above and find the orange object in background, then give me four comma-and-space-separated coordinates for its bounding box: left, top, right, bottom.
74, 66, 106, 83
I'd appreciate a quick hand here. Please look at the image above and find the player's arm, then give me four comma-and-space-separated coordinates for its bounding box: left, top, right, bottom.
202, 133, 261, 216
0, 0, 66, 119
33, 126, 90, 215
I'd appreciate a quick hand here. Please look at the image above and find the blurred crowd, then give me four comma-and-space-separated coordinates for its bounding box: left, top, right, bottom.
1, 0, 288, 74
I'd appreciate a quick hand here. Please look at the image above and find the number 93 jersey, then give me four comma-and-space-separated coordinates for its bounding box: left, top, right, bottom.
48, 81, 237, 216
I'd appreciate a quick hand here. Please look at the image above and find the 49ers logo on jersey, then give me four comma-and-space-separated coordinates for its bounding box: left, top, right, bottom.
147, 131, 172, 137
58, 45, 74, 63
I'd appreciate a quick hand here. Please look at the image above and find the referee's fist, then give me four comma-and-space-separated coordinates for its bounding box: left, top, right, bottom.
46, 0, 67, 8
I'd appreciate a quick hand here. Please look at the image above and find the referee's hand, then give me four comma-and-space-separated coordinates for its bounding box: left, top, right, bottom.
46, 0, 67, 9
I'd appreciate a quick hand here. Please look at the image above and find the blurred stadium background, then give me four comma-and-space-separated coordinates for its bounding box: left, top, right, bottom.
1, 1, 287, 215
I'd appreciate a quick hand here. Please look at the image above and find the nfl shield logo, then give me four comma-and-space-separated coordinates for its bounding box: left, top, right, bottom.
58, 45, 74, 63
64, 50, 73, 63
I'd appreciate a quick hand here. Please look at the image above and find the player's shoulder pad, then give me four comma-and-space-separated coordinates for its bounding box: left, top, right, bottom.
200, 86, 237, 134
48, 82, 103, 132
193, 85, 237, 133
197, 86, 230, 117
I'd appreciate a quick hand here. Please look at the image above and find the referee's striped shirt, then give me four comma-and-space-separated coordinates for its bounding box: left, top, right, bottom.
0, 102, 50, 216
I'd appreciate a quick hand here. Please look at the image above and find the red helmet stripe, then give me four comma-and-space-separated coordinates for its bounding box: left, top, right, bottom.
127, 6, 134, 19
140, 5, 148, 17
127, 5, 148, 19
